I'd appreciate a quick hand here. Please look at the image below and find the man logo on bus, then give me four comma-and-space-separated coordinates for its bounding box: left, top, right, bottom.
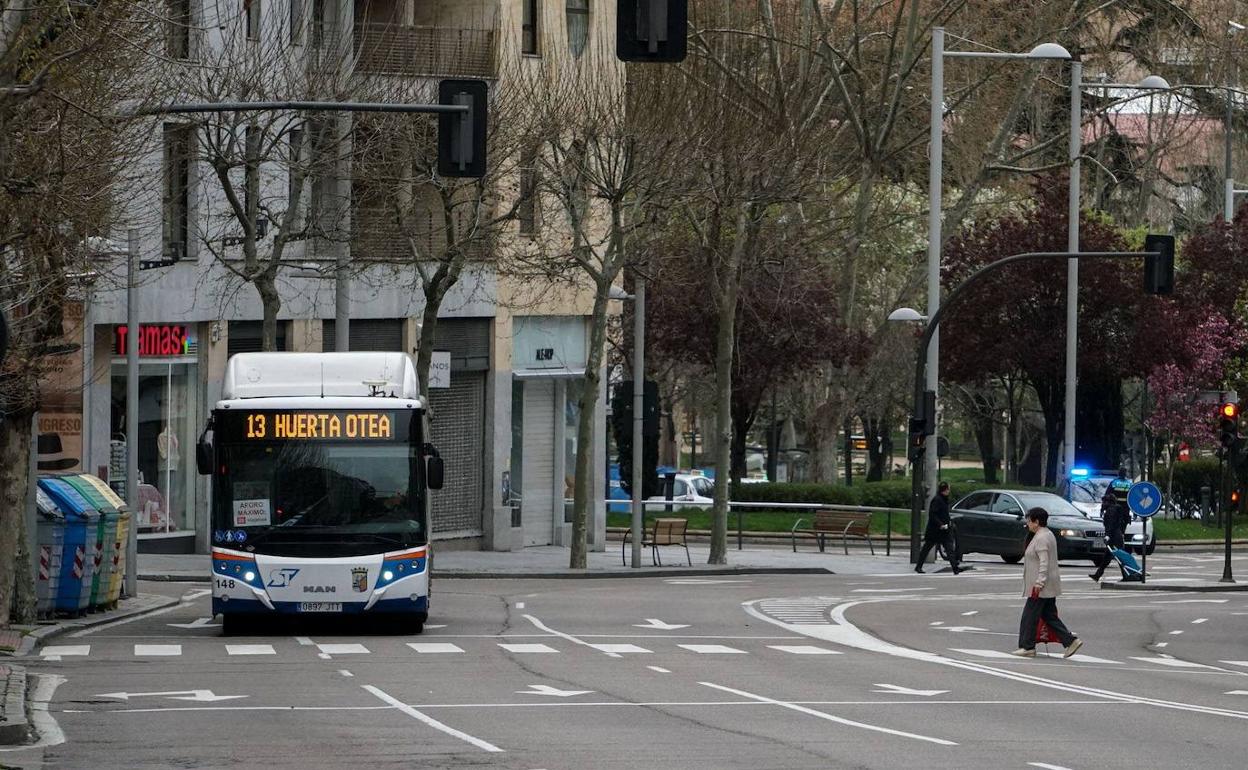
351, 567, 369, 593
267, 568, 300, 588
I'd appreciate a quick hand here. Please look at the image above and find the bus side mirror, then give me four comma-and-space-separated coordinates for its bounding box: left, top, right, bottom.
196, 424, 213, 475
427, 456, 445, 490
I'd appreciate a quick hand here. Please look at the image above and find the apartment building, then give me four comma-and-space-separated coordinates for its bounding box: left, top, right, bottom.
49, 0, 617, 554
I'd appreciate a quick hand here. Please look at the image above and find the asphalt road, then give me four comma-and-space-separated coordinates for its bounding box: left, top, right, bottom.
6, 550, 1248, 769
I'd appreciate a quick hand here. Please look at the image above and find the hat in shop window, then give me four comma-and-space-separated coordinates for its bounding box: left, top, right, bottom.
37, 432, 79, 472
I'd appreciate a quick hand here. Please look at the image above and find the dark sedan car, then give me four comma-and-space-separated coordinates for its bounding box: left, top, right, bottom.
949, 490, 1107, 564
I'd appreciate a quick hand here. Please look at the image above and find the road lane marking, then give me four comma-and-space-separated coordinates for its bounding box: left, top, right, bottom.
523, 614, 621, 657
1221, 661, 1248, 667
746, 598, 1248, 722
295, 636, 313, 645
134, 644, 181, 656
962, 611, 978, 616
499, 643, 558, 653
950, 649, 1123, 665
698, 682, 957, 746
407, 643, 464, 654
678, 644, 747, 654
1170, 630, 1185, 635
1193, 618, 1209, 624
588, 644, 651, 654
767, 645, 841, 655
647, 666, 671, 673
362, 685, 503, 753
317, 644, 369, 655
851, 588, 934, 593
226, 644, 275, 655
1129, 657, 1220, 670
516, 602, 525, 609
339, 670, 354, 678
42, 645, 89, 660
1029, 763, 1075, 770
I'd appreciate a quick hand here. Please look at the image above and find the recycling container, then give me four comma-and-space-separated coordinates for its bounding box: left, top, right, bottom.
60, 475, 118, 610
39, 477, 100, 616
34, 487, 65, 619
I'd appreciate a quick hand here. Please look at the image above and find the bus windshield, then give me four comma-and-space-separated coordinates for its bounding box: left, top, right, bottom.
213, 440, 426, 558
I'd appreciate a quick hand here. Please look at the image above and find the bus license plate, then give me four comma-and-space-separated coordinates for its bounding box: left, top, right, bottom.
298, 602, 342, 613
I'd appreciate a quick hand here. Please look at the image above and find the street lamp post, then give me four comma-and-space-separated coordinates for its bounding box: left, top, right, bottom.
609, 281, 646, 568
923, 29, 1070, 561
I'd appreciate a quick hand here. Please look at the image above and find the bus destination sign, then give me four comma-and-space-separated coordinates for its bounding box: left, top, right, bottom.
237, 411, 397, 441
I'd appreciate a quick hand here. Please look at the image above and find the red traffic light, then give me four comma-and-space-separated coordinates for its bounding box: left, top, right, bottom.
1232, 490, 1241, 504
1222, 403, 1239, 419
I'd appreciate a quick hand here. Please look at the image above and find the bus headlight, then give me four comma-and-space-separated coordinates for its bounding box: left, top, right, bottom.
244, 571, 256, 582
382, 570, 394, 582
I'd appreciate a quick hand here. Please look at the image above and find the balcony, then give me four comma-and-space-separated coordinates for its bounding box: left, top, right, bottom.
354, 24, 496, 78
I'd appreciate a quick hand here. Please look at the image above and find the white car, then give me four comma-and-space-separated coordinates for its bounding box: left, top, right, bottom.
1067, 476, 1157, 555
648, 473, 715, 506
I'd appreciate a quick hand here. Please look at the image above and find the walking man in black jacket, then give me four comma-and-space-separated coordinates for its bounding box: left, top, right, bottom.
916, 481, 964, 574
1089, 489, 1128, 582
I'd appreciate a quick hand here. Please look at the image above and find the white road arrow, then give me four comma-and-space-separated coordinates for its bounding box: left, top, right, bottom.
98, 690, 247, 702
167, 617, 220, 629
516, 684, 593, 697
634, 618, 690, 631
872, 683, 949, 697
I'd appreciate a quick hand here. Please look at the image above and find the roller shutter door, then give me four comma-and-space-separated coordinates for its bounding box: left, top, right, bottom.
428, 371, 485, 535
521, 379, 555, 546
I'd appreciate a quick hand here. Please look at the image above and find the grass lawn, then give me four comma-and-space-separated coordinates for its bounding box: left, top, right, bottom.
607, 510, 1246, 541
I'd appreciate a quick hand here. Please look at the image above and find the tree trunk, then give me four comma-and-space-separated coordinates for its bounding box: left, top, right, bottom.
415, 282, 448, 395
865, 414, 886, 482
255, 272, 282, 352
569, 285, 612, 569
729, 398, 756, 484
0, 413, 34, 626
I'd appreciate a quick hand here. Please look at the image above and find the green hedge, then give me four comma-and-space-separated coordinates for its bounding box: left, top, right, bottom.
729, 479, 1047, 511
1153, 458, 1220, 514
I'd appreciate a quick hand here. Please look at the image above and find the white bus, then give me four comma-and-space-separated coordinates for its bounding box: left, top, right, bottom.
197, 352, 443, 634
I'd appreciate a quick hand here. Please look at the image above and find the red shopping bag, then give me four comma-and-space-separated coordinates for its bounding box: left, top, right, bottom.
1030, 587, 1059, 644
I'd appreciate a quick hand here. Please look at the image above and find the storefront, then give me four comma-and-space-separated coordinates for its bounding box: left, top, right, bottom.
105, 323, 202, 553
510, 316, 589, 547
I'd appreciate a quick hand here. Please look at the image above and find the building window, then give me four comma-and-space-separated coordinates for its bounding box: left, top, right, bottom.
518, 147, 539, 236
288, 127, 304, 227
167, 0, 191, 59
522, 0, 540, 55
311, 0, 327, 47
244, 125, 261, 236
162, 123, 191, 262
289, 0, 303, 44
245, 0, 260, 41
566, 0, 588, 58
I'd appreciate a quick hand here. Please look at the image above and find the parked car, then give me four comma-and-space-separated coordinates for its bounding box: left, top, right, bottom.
949, 489, 1107, 564
1061, 474, 1157, 555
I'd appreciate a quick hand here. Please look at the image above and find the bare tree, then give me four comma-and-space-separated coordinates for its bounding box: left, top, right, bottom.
1, 1, 154, 624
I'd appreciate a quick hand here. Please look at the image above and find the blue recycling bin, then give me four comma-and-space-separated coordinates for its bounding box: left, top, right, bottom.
39, 477, 100, 616
35, 487, 64, 619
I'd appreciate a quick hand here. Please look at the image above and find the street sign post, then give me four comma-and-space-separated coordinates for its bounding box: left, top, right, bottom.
1128, 481, 1162, 583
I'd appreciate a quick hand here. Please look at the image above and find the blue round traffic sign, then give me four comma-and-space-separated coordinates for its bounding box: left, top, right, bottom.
1127, 481, 1163, 518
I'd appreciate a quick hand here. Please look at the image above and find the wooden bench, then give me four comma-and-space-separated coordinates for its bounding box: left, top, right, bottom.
790, 510, 874, 555
621, 518, 691, 566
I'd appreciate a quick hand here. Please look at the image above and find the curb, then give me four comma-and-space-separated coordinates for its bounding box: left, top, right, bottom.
0, 663, 29, 746
12, 594, 183, 657
1099, 581, 1248, 592
140, 566, 835, 582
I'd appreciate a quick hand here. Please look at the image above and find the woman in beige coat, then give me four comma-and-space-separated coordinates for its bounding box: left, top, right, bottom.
1013, 508, 1083, 658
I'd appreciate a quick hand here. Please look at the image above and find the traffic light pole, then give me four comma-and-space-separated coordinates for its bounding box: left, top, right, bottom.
908, 249, 1159, 563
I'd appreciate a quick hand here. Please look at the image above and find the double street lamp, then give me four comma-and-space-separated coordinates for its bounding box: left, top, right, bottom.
919, 29, 1070, 561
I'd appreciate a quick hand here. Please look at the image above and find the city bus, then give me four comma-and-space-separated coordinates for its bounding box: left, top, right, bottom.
197, 352, 443, 635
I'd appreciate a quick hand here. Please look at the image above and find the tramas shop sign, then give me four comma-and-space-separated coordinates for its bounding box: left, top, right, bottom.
113, 325, 192, 356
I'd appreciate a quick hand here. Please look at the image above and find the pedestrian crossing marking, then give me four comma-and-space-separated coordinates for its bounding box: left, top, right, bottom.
679, 644, 747, 654
406, 643, 464, 654
767, 645, 841, 655
499, 643, 558, 653
41, 645, 89, 658
316, 643, 370, 655
950, 648, 1123, 664
588, 644, 651, 654
1129, 657, 1219, 669
1220, 661, 1248, 667
134, 644, 181, 656
226, 644, 275, 655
